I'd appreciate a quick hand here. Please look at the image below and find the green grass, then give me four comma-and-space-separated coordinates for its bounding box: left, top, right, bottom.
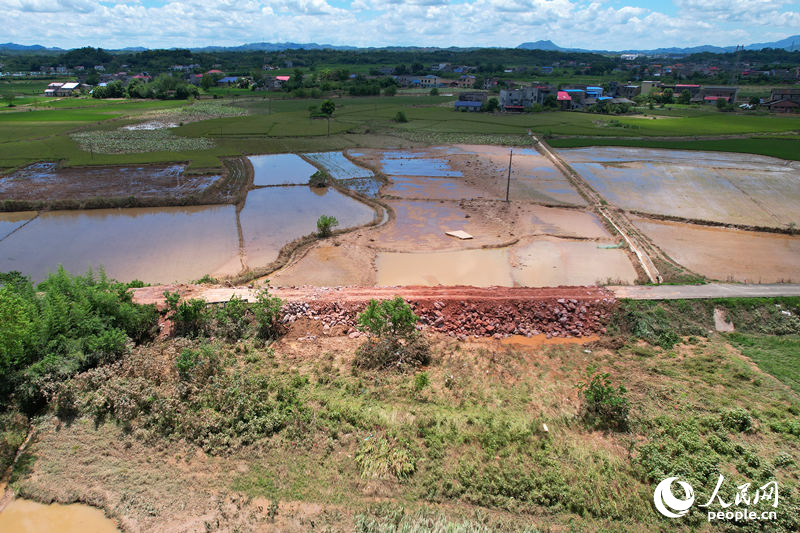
1, 92, 799, 172
727, 333, 800, 394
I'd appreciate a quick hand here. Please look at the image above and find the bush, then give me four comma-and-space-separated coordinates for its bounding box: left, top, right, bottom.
308, 170, 329, 188
413, 371, 430, 392
354, 298, 430, 371
214, 295, 249, 341
576, 372, 630, 431
164, 291, 209, 337
429, 88, 439, 96
316, 215, 339, 237
0, 267, 158, 413
720, 408, 753, 433
251, 287, 283, 340
394, 111, 408, 123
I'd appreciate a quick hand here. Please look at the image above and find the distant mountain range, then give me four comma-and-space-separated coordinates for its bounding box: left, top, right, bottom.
1, 35, 799, 55
517, 35, 800, 55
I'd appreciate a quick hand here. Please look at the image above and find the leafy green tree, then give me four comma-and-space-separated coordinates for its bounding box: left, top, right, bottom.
660, 88, 674, 104
320, 99, 335, 136
678, 89, 692, 105
354, 297, 429, 371
484, 97, 499, 112
383, 85, 397, 96
429, 87, 439, 96
394, 111, 408, 123
251, 287, 283, 340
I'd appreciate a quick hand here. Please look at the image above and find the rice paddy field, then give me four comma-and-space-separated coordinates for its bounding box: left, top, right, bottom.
557, 146, 800, 229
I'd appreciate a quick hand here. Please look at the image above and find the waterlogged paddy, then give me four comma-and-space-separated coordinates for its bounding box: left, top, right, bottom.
633, 217, 800, 283
239, 186, 376, 268
0, 162, 219, 202
557, 147, 800, 227
0, 211, 35, 239
375, 237, 637, 287
455, 145, 586, 205
377, 249, 514, 287
379, 151, 463, 177
304, 152, 374, 180
250, 154, 318, 186
0, 499, 119, 533
0, 186, 376, 283
0, 205, 242, 283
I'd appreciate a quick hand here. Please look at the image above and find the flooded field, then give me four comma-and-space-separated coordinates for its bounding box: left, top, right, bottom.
0, 162, 220, 204
374, 236, 637, 287
336, 176, 383, 198
239, 186, 376, 268
633, 217, 800, 283
455, 145, 586, 205
376, 248, 514, 287
558, 147, 800, 228
304, 152, 374, 180
0, 204, 242, 283
0, 211, 35, 239
384, 175, 488, 200
0, 499, 119, 533
250, 154, 318, 186
378, 151, 463, 177
0, 184, 376, 283
511, 237, 638, 286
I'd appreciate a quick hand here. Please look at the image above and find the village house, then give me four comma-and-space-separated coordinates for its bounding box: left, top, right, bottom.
693, 86, 738, 104
764, 88, 800, 113
453, 92, 486, 112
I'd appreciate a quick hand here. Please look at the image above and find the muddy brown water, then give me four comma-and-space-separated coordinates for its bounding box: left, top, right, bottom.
375, 237, 638, 288
0, 185, 375, 284
633, 217, 800, 283
239, 186, 376, 268
376, 248, 514, 287
0, 498, 119, 532
557, 147, 800, 228
250, 154, 319, 186
0, 211, 36, 239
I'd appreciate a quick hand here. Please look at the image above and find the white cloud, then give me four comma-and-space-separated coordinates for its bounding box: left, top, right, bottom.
0, 0, 796, 50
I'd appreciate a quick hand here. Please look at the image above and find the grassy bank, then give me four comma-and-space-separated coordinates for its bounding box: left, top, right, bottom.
1, 277, 797, 531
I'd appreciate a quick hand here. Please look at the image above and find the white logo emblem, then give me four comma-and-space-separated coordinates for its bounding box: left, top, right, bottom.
654, 477, 695, 518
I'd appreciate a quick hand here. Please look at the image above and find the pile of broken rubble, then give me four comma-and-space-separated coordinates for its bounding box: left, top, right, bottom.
281, 296, 616, 339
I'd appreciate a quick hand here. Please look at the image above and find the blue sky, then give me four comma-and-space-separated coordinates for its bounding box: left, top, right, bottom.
1, 0, 798, 50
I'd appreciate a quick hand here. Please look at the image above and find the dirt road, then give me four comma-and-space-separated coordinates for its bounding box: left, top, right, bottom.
609, 283, 800, 300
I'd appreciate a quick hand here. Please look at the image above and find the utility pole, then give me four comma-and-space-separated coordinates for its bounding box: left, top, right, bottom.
505, 148, 512, 202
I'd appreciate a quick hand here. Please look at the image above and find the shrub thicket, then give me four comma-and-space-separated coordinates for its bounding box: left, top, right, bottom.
354, 297, 430, 371
0, 268, 158, 414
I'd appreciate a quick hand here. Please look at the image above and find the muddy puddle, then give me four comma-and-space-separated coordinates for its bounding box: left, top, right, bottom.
239, 186, 376, 268
250, 154, 318, 186
304, 152, 374, 180
377, 248, 514, 287
557, 147, 800, 227
633, 217, 800, 283
0, 498, 119, 533
0, 162, 219, 202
